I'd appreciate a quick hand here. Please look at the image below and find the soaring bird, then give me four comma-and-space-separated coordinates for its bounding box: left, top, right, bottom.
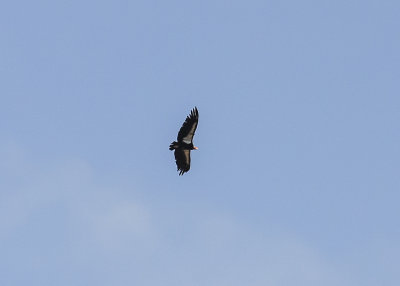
169, 107, 199, 175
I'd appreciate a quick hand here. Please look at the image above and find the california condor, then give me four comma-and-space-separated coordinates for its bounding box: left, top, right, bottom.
169, 107, 199, 175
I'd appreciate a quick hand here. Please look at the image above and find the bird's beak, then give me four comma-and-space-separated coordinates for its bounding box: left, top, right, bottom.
193, 146, 198, 150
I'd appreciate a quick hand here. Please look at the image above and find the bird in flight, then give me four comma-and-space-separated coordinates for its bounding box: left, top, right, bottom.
169, 107, 199, 175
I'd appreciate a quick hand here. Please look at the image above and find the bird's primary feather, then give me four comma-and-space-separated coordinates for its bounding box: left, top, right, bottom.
174, 149, 191, 175
177, 107, 199, 144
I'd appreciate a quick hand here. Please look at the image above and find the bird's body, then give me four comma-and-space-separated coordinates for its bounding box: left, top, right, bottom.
169, 107, 199, 175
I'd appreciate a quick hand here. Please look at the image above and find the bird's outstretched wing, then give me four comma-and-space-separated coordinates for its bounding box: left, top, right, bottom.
177, 107, 199, 144
174, 149, 191, 175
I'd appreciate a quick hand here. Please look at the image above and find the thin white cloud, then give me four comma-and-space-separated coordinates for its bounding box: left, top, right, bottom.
0, 143, 356, 286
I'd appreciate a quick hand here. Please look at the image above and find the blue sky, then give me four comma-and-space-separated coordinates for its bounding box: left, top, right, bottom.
1, 0, 400, 285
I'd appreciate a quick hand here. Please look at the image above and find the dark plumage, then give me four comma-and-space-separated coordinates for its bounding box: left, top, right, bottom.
169, 107, 199, 175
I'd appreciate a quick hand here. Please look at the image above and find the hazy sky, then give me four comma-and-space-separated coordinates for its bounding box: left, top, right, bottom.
1, 0, 400, 285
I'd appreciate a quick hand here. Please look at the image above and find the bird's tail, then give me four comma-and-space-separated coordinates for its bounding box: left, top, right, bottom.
169, 141, 179, 150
